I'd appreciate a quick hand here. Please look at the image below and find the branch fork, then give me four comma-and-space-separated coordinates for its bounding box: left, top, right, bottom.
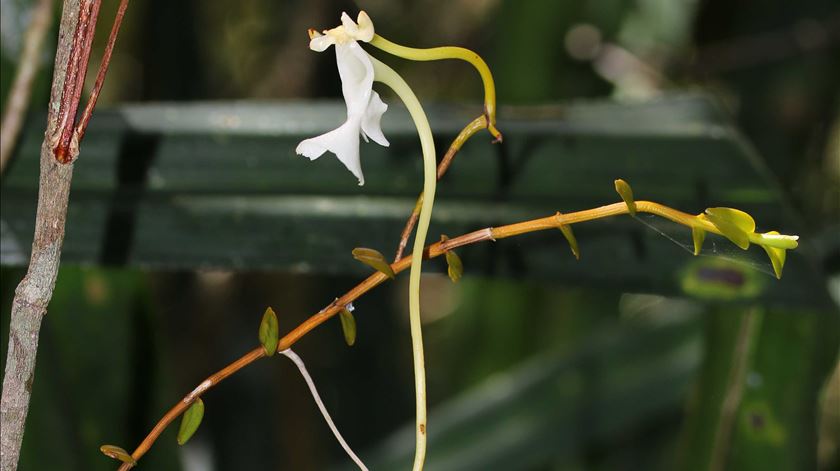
51, 0, 130, 164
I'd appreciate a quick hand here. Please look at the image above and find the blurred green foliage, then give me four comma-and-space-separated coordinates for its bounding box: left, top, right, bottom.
1, 0, 838, 470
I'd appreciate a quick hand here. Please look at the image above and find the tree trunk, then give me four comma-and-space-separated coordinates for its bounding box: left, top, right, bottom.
1, 1, 80, 469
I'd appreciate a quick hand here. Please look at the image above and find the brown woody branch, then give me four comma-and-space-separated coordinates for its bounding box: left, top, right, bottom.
115, 200, 694, 469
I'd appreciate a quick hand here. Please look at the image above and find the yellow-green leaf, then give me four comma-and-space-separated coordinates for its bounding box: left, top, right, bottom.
705, 207, 756, 233
692, 227, 706, 256
100, 445, 136, 465
558, 224, 580, 260
761, 231, 787, 279
440, 235, 463, 282
338, 308, 356, 346
759, 232, 799, 250
259, 307, 279, 357
445, 249, 463, 282
352, 248, 395, 279
177, 399, 205, 446
614, 179, 637, 216
704, 208, 755, 250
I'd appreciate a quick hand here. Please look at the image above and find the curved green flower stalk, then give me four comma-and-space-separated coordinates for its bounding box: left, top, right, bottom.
370, 56, 435, 470
295, 12, 503, 469
369, 34, 503, 264
369, 35, 501, 141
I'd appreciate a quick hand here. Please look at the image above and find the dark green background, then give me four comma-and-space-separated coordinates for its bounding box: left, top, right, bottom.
1, 0, 838, 470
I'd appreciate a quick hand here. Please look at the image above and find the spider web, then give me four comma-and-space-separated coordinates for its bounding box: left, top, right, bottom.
632, 213, 778, 278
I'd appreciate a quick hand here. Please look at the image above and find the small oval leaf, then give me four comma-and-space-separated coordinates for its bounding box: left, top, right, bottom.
177, 399, 205, 446
760, 231, 787, 279
558, 223, 580, 260
703, 208, 755, 249
338, 308, 357, 346
705, 207, 756, 233
692, 227, 706, 256
445, 249, 463, 282
100, 445, 136, 465
259, 307, 279, 357
614, 179, 637, 216
352, 248, 395, 279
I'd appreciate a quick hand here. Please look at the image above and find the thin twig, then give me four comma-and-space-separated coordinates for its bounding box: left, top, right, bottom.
280, 349, 368, 471
393, 114, 487, 261
0, 0, 55, 174
115, 198, 753, 469
75, 0, 130, 142
51, 0, 101, 164
51, 0, 130, 162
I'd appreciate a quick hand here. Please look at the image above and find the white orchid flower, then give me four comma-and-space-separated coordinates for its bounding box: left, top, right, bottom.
295, 12, 388, 186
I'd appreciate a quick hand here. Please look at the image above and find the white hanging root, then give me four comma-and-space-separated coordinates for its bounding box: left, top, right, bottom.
280, 349, 368, 471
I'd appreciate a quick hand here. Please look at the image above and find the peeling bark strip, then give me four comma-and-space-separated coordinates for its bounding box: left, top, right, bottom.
1, 2, 81, 470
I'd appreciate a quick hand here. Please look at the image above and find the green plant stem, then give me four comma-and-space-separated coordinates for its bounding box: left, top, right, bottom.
369, 34, 501, 263
370, 56, 434, 470
369, 34, 501, 141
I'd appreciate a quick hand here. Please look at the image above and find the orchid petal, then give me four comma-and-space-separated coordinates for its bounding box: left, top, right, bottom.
356, 11, 374, 42
335, 43, 374, 116
361, 91, 389, 146
340, 12, 358, 36
309, 34, 334, 52
296, 121, 364, 185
